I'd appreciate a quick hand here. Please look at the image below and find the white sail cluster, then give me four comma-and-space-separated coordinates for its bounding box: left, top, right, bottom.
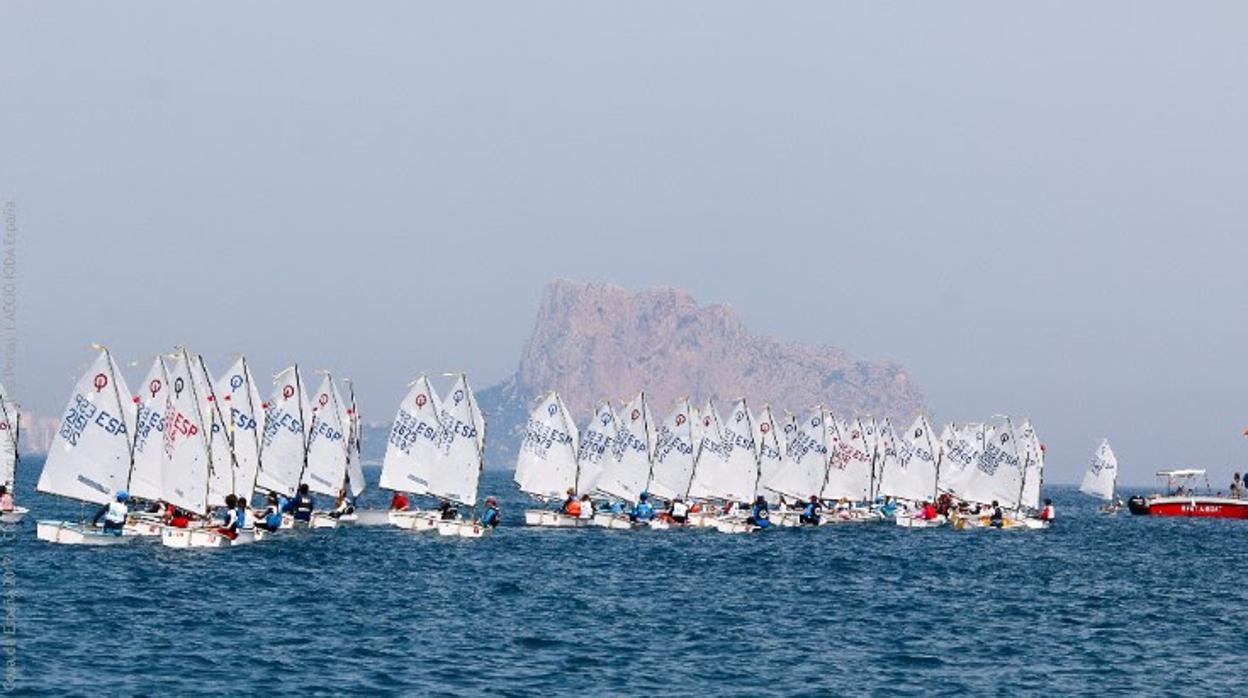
378, 373, 486, 506
512, 391, 1048, 512
37, 346, 365, 515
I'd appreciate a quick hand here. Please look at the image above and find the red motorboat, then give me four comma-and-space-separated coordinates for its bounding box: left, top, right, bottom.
1128, 469, 1248, 519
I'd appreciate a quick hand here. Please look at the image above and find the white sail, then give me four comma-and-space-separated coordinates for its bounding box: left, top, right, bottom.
514, 392, 579, 498
255, 365, 310, 498
342, 380, 366, 497
962, 420, 1024, 508
878, 415, 938, 502
161, 351, 213, 514
429, 374, 484, 506
689, 399, 757, 502
651, 399, 704, 501
752, 406, 785, 499
304, 374, 350, 497
1080, 439, 1117, 500
823, 417, 874, 502
1016, 420, 1044, 510
0, 383, 16, 489
596, 391, 654, 503
217, 357, 264, 502
936, 422, 984, 498
128, 357, 171, 502
766, 408, 828, 501
37, 348, 135, 506
576, 402, 618, 495
192, 356, 236, 508
380, 376, 441, 495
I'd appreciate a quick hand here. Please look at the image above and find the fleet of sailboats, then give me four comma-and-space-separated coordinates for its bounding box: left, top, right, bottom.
515, 390, 1056, 533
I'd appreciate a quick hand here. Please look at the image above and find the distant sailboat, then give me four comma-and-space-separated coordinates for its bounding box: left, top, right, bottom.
36, 346, 138, 545
0, 381, 26, 523
1080, 439, 1119, 511
592, 392, 657, 529
254, 365, 311, 499
304, 373, 351, 528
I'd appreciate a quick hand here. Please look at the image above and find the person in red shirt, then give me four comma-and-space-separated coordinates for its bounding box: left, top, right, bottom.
1039, 498, 1055, 522
920, 501, 938, 520
390, 491, 410, 511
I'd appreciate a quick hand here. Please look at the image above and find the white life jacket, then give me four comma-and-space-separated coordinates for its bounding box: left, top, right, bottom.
579, 501, 594, 519
104, 501, 128, 524
672, 500, 690, 517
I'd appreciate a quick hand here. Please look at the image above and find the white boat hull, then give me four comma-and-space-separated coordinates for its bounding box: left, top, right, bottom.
0, 507, 29, 524
895, 513, 947, 529
390, 510, 440, 531
591, 512, 634, 530
351, 510, 392, 526
713, 517, 755, 534
686, 511, 723, 528
310, 512, 339, 529
524, 510, 591, 528
36, 520, 132, 545
125, 516, 164, 536
435, 519, 487, 538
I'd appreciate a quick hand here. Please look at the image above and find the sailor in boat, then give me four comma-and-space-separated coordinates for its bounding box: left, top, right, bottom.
629, 493, 656, 524
437, 501, 459, 521
92, 491, 130, 536
746, 495, 772, 529
1038, 499, 1056, 525
330, 488, 355, 519
389, 491, 410, 511
561, 489, 582, 518
481, 497, 501, 528
215, 494, 241, 540
1105, 495, 1124, 513
259, 493, 283, 532
916, 501, 939, 522
989, 501, 1004, 529
1231, 473, 1242, 499
669, 497, 690, 524
577, 494, 594, 521
799, 496, 822, 526
237, 496, 253, 532
286, 484, 316, 524
877, 497, 897, 519
0, 486, 13, 515
165, 504, 193, 529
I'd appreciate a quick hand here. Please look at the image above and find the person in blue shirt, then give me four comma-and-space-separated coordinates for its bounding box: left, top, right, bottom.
609, 500, 626, 516
799, 495, 822, 526
630, 493, 656, 523
746, 495, 772, 529
235, 495, 251, 531
260, 492, 283, 532
878, 497, 898, 519
481, 496, 501, 528
285, 484, 315, 523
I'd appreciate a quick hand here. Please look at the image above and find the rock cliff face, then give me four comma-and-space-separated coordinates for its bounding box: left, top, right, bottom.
476, 280, 924, 468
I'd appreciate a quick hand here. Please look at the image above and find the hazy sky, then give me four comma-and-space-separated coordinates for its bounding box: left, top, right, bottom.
3, 2, 1246, 484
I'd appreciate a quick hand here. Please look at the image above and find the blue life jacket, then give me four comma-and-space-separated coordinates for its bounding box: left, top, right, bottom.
265, 506, 283, 530
752, 503, 771, 528
633, 502, 655, 522
482, 506, 500, 527
803, 502, 818, 518
235, 505, 248, 530
278, 495, 292, 513
293, 495, 314, 521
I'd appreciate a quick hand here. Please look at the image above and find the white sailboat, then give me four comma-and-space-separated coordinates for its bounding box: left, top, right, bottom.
304, 373, 351, 528
339, 379, 368, 521
431, 373, 489, 538
575, 401, 618, 497
0, 382, 26, 524
382, 375, 445, 531
192, 355, 239, 517
592, 391, 656, 529
650, 398, 702, 505
1080, 439, 1118, 508
122, 356, 173, 535
887, 416, 944, 528
216, 356, 264, 506
36, 346, 138, 545
818, 417, 881, 524
254, 365, 311, 499
752, 405, 785, 503
764, 407, 828, 506
517, 392, 585, 527
161, 348, 252, 548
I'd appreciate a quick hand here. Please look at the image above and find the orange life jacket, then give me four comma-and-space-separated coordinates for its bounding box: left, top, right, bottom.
566, 500, 582, 517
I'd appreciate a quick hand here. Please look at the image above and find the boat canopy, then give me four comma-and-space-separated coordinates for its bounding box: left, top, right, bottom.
1157, 469, 1206, 478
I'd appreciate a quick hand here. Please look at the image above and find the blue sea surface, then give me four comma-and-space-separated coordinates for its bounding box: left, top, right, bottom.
4, 459, 1247, 695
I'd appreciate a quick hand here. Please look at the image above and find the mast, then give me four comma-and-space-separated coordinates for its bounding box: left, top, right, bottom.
241, 355, 264, 499
816, 407, 833, 501
292, 363, 310, 489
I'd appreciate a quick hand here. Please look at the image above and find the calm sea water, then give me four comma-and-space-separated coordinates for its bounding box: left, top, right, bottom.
5, 459, 1247, 695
